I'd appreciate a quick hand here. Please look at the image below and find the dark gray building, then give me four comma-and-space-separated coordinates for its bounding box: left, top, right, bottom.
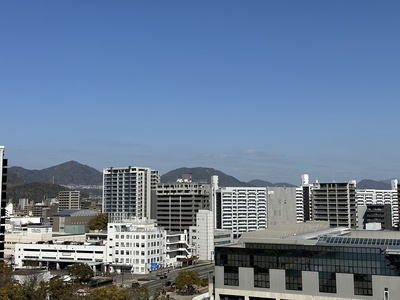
155, 174, 210, 232
312, 181, 357, 228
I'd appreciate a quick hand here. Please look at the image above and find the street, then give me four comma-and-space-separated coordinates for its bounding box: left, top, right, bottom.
113, 262, 214, 297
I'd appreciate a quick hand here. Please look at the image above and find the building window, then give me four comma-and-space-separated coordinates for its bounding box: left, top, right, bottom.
319, 271, 336, 293
285, 269, 302, 291
354, 273, 372, 296
220, 295, 244, 300
254, 267, 269, 288
224, 266, 239, 286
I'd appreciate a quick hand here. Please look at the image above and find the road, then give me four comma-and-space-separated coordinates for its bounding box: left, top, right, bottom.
113, 262, 215, 297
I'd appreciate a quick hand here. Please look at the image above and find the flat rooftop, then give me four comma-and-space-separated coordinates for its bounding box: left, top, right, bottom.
231, 221, 400, 249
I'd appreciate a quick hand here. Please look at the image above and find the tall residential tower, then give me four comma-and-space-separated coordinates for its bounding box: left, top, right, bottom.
0, 146, 7, 260
102, 166, 159, 222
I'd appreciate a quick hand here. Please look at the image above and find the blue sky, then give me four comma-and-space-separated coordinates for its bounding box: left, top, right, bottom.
2, 1, 400, 185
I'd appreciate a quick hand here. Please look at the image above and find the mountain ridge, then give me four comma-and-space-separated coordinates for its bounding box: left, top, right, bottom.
7, 161, 394, 192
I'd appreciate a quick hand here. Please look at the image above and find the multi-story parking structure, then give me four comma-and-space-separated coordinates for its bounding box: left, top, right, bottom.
14, 240, 104, 271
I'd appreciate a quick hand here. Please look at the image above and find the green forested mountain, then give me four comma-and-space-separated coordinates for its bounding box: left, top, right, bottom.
6, 181, 71, 203
9, 160, 102, 186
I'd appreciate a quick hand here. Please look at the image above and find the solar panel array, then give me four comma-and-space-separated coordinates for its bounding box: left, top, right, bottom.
317, 235, 400, 247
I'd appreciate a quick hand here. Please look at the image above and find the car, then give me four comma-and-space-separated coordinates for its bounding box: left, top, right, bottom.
159, 274, 167, 279
132, 282, 140, 288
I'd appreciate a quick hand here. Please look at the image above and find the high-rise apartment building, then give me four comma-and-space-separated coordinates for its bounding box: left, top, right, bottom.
216, 186, 267, 239
156, 174, 210, 232
311, 181, 357, 228
103, 166, 160, 221
58, 190, 80, 211
0, 146, 7, 260
210, 176, 298, 240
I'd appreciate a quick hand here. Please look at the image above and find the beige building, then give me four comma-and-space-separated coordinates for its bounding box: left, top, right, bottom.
58, 190, 81, 211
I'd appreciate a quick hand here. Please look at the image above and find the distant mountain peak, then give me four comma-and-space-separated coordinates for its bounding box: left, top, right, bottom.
9, 161, 102, 186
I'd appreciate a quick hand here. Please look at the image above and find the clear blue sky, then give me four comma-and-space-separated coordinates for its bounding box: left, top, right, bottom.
2, 1, 400, 185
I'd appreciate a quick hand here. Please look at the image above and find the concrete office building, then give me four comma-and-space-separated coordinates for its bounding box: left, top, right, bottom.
58, 190, 81, 211
214, 222, 400, 300
266, 186, 297, 227
357, 204, 392, 230
356, 180, 399, 229
106, 219, 166, 274
156, 174, 210, 232
311, 181, 357, 228
103, 166, 160, 221
106, 219, 193, 274
0, 146, 7, 260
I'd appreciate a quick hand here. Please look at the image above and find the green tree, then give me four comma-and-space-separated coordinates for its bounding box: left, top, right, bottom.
0, 282, 27, 300
127, 284, 150, 300
87, 285, 129, 300
87, 213, 108, 231
0, 262, 13, 286
175, 270, 202, 294
48, 277, 76, 300
69, 263, 94, 283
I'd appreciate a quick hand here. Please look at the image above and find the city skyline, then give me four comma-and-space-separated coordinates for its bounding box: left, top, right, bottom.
2, 1, 400, 185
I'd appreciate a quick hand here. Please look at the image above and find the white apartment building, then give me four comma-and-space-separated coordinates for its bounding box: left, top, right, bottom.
103, 166, 160, 221
189, 210, 233, 261
217, 186, 267, 239
295, 187, 304, 222
356, 179, 399, 228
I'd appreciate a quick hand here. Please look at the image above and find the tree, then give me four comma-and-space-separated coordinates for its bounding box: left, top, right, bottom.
127, 284, 150, 300
0, 281, 27, 300
174, 270, 202, 294
87, 213, 108, 231
69, 263, 94, 283
48, 277, 75, 300
87, 285, 129, 300
0, 262, 13, 286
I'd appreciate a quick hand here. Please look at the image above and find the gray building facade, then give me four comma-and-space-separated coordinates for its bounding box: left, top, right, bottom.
214, 223, 400, 300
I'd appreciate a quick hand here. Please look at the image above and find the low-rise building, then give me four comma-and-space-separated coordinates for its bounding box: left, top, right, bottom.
52, 209, 99, 234
14, 240, 105, 271
214, 222, 400, 300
